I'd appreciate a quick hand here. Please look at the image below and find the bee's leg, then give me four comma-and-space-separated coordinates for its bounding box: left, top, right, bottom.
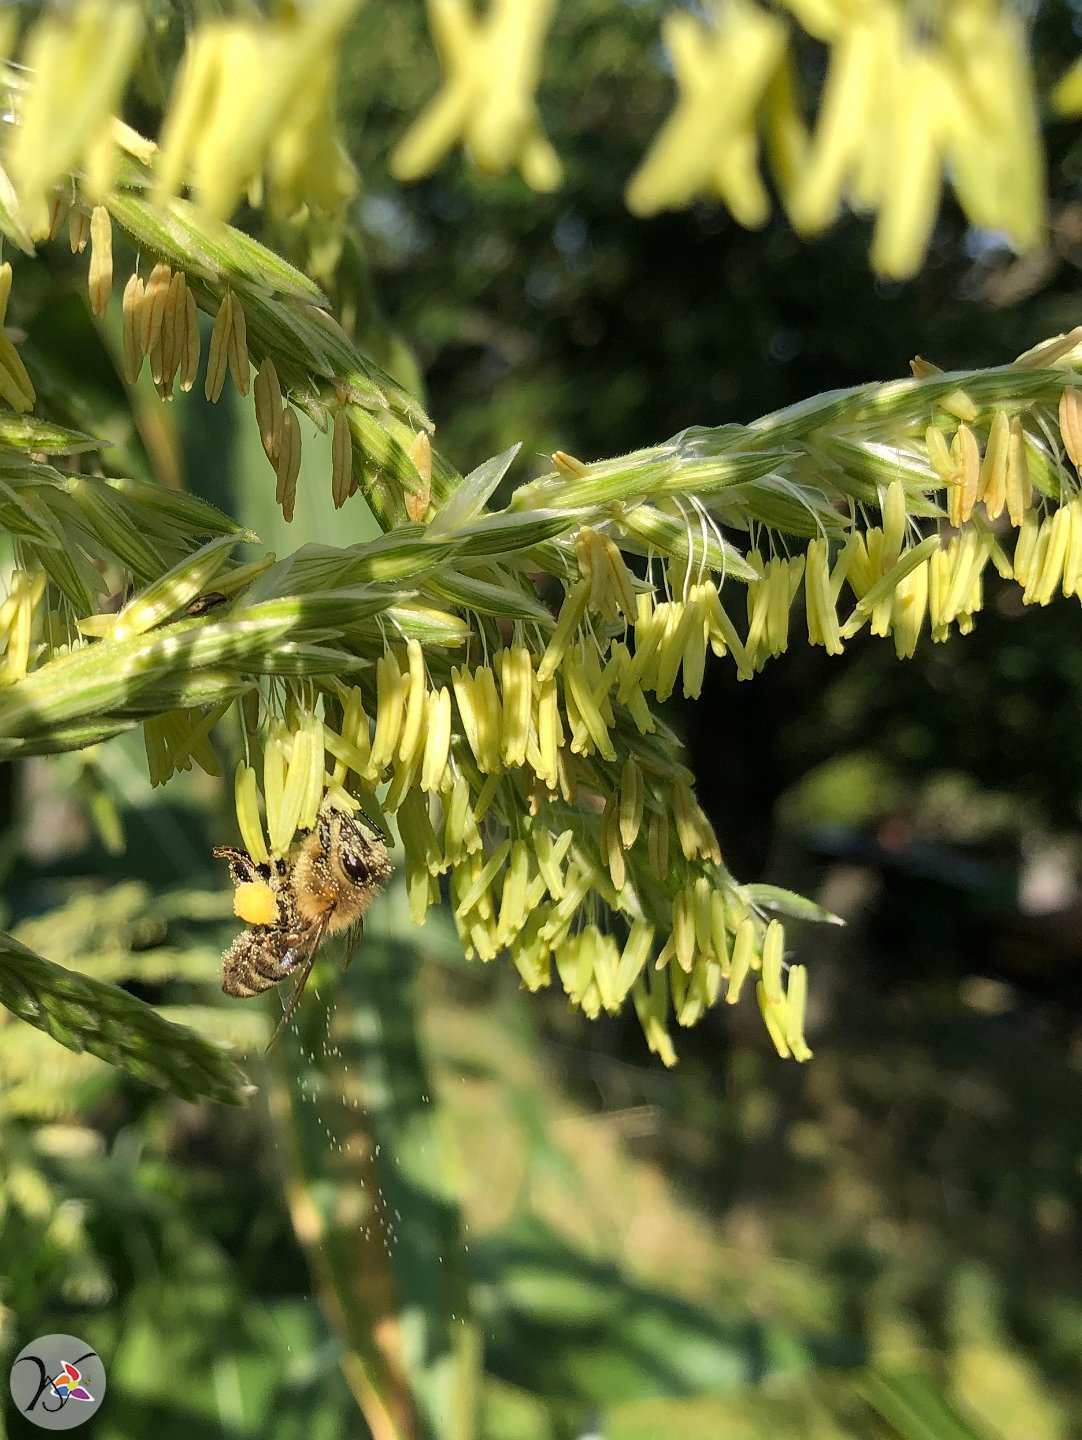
213, 846, 266, 888
266, 915, 331, 1050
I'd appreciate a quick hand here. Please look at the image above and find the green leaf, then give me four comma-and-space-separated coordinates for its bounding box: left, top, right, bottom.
743, 885, 845, 926
428, 444, 522, 533
0, 415, 99, 454
861, 1370, 988, 1440
0, 931, 252, 1105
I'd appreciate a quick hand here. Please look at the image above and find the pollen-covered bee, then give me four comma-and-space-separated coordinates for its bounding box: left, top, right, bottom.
215, 803, 393, 1048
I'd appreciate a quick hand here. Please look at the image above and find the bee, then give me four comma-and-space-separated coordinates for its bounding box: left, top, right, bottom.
215, 803, 393, 1048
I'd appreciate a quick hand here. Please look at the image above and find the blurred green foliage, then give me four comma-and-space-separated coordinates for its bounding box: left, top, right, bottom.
4, 3, 1082, 1437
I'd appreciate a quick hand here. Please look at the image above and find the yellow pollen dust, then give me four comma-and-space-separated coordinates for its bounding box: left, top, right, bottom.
234, 879, 278, 927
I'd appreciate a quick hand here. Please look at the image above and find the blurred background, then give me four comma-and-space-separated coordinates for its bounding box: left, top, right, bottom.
3, 2, 1082, 1436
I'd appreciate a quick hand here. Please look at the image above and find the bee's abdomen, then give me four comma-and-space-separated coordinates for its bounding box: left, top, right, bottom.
221, 929, 296, 996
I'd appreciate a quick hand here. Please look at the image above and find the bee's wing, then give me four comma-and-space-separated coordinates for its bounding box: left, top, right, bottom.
265, 913, 331, 1052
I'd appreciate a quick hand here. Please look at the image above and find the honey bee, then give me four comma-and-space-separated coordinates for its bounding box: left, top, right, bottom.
215, 803, 393, 1048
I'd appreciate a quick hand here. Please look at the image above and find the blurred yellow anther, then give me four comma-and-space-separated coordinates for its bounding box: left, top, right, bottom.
627, 3, 785, 222
442, 774, 481, 864
784, 963, 813, 1061
726, 917, 756, 1004
254, 358, 285, 462
371, 651, 410, 772
234, 761, 269, 866
601, 795, 625, 891
552, 449, 589, 478
500, 645, 533, 767
0, 569, 45, 685
711, 889, 730, 974
910, 357, 978, 422
533, 827, 571, 900
564, 655, 616, 761
1006, 416, 1032, 527
450, 664, 481, 768
421, 685, 453, 792
533, 672, 562, 789
978, 411, 1010, 520
139, 262, 172, 355
472, 664, 503, 773
1064, 496, 1082, 599
265, 721, 311, 856
880, 479, 907, 561
495, 840, 532, 947
205, 293, 233, 404
757, 979, 791, 1059
397, 638, 428, 767
632, 972, 677, 1068
647, 809, 670, 875
227, 292, 250, 396
234, 879, 278, 927
391, 0, 562, 191
613, 921, 653, 1004
9, 2, 141, 233
618, 758, 644, 848
789, 12, 881, 233
1060, 388, 1082, 469
576, 526, 637, 623
761, 918, 785, 1004
672, 780, 721, 864
406, 431, 433, 522
69, 207, 90, 254
121, 273, 145, 383
275, 406, 302, 523
537, 578, 590, 683
890, 559, 929, 659
454, 839, 512, 920
1026, 507, 1072, 608
87, 206, 112, 317
155, 5, 360, 220
805, 537, 844, 654
181, 286, 200, 393
1011, 509, 1040, 589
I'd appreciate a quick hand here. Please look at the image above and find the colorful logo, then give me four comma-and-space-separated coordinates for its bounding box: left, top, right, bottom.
8, 1333, 106, 1430
48, 1361, 94, 1404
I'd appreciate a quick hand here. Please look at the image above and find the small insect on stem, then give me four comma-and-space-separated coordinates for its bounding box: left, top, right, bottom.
215, 802, 393, 1049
